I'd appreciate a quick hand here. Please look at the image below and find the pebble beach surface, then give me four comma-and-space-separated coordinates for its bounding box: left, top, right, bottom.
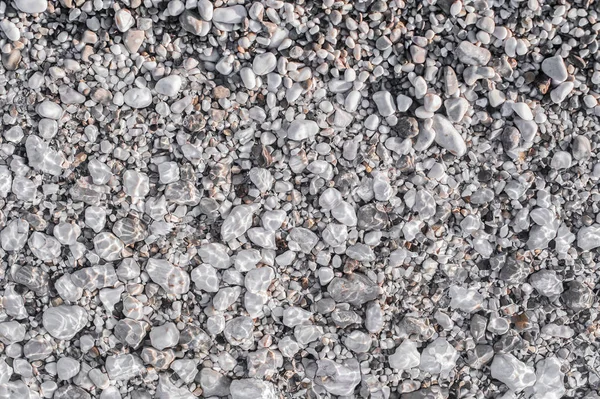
0, 0, 599, 398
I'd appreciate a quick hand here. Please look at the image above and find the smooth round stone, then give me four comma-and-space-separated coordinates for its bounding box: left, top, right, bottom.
213, 5, 247, 24
36, 101, 63, 120
115, 9, 135, 32
57, 357, 80, 381
122, 170, 149, 197
53, 222, 81, 245
423, 93, 442, 112
490, 354, 536, 392
287, 119, 319, 141
389, 340, 420, 370
58, 86, 86, 104
413, 76, 427, 99
541, 54, 568, 82
373, 91, 396, 116
550, 151, 572, 169
197, 0, 213, 20
455, 41, 491, 65
252, 52, 277, 76
124, 87, 153, 108
396, 94, 413, 112
191, 263, 219, 292
146, 258, 190, 295
230, 379, 277, 399
571, 135, 591, 160
223, 316, 254, 346
38, 119, 58, 139
0, 20, 20, 41
15, 0, 47, 13
28, 232, 61, 261
42, 305, 88, 340
550, 81, 574, 104
410, 45, 427, 63
155, 75, 182, 97
93, 232, 124, 261
240, 67, 256, 89
444, 97, 469, 122
432, 114, 467, 156
149, 322, 180, 350
282, 307, 313, 327
419, 338, 458, 374
512, 102, 533, 121
343, 330, 372, 353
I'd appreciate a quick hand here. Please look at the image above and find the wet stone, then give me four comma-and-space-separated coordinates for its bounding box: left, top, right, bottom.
114, 319, 148, 349
230, 379, 276, 399
201, 369, 232, 397
490, 354, 536, 392
42, 305, 88, 340
146, 258, 190, 295
419, 338, 458, 375
328, 274, 380, 306
71, 264, 118, 291
389, 340, 420, 371
105, 354, 145, 381
315, 358, 361, 396
14, 265, 49, 294
223, 316, 254, 346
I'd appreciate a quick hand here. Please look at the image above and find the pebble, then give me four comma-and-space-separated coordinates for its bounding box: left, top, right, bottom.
253, 53, 277, 76
124, 88, 153, 108
14, 0, 47, 13
432, 114, 467, 156
287, 119, 319, 141
373, 91, 396, 116
146, 258, 190, 295
389, 340, 420, 371
155, 75, 182, 97
0, 20, 20, 41
42, 305, 88, 340
213, 5, 247, 24
542, 55, 568, 82
490, 354, 536, 392
550, 81, 574, 104
456, 41, 491, 65
444, 97, 469, 122
36, 101, 63, 120
512, 102, 533, 121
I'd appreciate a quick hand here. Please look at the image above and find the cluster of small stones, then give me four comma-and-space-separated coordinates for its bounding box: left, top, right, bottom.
1, 0, 600, 397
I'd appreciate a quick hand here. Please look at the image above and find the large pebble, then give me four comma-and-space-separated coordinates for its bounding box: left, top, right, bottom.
15, 0, 47, 13
124, 88, 153, 108
287, 119, 319, 141
155, 75, 182, 97
490, 354, 536, 392
43, 305, 88, 340
432, 115, 467, 156
456, 41, 491, 65
541, 55, 568, 82
213, 5, 247, 24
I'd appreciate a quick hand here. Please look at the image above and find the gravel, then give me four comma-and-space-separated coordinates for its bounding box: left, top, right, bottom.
0, 0, 598, 397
